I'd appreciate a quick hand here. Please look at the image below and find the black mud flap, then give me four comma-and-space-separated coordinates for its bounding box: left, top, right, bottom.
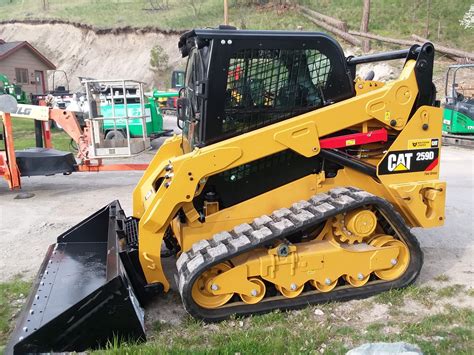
6, 201, 146, 354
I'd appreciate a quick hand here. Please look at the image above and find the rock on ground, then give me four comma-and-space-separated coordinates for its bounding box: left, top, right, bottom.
346, 342, 422, 355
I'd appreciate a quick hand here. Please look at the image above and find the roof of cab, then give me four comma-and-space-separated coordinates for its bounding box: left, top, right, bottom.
178, 27, 337, 57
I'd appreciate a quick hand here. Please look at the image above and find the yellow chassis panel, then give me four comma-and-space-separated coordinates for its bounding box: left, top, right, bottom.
210, 239, 400, 297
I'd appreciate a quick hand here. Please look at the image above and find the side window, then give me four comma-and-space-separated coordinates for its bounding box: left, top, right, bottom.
223, 49, 332, 135
15, 68, 28, 84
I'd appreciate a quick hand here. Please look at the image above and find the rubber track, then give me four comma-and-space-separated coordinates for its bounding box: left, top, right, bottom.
176, 187, 423, 321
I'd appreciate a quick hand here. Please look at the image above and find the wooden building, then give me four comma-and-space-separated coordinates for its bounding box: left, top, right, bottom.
0, 39, 56, 95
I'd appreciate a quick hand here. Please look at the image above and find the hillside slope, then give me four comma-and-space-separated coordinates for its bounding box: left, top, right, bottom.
0, 23, 183, 90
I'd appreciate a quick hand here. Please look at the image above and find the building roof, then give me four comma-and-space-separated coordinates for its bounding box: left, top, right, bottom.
0, 40, 56, 69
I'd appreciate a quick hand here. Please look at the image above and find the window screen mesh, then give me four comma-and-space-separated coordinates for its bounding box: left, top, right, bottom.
223, 48, 332, 135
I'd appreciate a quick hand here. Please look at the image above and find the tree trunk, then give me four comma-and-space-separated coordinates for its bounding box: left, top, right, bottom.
411, 34, 474, 60
348, 31, 474, 60
297, 5, 348, 32
349, 30, 415, 46
302, 13, 361, 46
360, 0, 371, 52
425, 0, 431, 38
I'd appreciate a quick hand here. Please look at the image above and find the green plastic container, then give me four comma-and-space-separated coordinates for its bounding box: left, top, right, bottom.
101, 98, 163, 138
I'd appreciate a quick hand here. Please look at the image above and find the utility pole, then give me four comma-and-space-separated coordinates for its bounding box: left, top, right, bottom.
224, 0, 229, 25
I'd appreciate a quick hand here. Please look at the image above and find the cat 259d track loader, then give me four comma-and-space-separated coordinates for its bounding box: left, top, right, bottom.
8, 28, 446, 353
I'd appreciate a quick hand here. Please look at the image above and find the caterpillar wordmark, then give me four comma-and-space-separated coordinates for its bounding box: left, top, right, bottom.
8, 28, 446, 353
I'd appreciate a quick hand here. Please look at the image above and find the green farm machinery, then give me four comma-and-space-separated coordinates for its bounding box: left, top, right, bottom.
442, 64, 474, 146
0, 73, 30, 104
153, 70, 184, 114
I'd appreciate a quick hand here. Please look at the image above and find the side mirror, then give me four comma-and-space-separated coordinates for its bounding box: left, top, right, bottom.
176, 96, 190, 129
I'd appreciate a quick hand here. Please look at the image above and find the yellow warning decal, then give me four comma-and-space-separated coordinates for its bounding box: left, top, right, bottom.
408, 138, 432, 149
345, 139, 356, 146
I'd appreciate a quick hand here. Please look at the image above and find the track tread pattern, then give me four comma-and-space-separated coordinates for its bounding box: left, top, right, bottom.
177, 187, 423, 321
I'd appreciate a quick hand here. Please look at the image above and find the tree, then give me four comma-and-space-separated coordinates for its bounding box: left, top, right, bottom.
150, 44, 170, 88
150, 44, 169, 73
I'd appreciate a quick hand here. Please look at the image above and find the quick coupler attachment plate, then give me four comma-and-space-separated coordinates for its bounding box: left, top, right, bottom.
6, 201, 146, 354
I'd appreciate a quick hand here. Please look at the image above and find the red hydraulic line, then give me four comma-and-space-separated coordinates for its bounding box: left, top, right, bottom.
320, 128, 388, 149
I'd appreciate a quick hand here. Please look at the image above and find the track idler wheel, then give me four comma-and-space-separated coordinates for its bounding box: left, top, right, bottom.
370, 236, 410, 281
192, 263, 234, 309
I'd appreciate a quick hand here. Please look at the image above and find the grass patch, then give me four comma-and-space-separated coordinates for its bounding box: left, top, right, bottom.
434, 274, 450, 282
93, 305, 474, 355
398, 306, 474, 354
374, 285, 435, 307
0, 277, 31, 347
364, 322, 388, 342
335, 325, 356, 336
437, 284, 466, 298
0, 117, 73, 152
248, 309, 285, 327
375, 287, 411, 306
467, 288, 474, 297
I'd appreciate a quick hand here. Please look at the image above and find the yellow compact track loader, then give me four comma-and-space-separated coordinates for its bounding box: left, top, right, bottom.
8, 27, 446, 353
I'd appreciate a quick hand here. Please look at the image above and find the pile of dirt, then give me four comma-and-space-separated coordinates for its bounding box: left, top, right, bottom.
0, 22, 184, 90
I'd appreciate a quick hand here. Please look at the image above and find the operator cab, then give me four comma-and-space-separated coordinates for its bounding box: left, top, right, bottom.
178, 27, 355, 151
